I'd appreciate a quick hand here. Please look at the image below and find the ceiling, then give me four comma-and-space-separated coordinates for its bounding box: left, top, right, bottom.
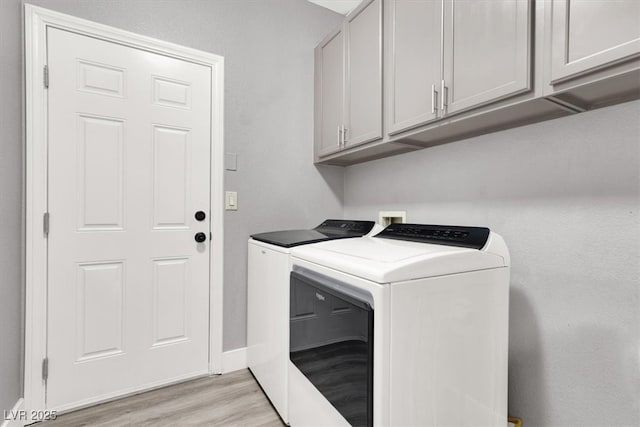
307, 0, 363, 15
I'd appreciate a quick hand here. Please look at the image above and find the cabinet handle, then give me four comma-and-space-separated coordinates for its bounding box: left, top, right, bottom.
441, 80, 448, 112
343, 126, 348, 144
338, 125, 343, 146
431, 84, 439, 116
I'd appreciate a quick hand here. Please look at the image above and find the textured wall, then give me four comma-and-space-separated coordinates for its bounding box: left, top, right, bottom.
343, 100, 640, 427
0, 0, 343, 413
0, 0, 25, 416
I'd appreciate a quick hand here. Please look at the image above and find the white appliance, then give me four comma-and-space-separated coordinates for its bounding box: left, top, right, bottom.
288, 223, 510, 427
247, 220, 379, 423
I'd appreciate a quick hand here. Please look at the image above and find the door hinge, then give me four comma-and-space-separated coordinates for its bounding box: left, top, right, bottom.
43, 212, 50, 236
44, 65, 49, 88
42, 358, 49, 383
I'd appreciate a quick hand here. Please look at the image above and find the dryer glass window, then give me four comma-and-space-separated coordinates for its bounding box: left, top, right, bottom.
290, 269, 373, 427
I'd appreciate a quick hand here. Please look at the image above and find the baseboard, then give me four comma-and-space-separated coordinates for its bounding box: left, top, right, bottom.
221, 347, 247, 374
1, 398, 26, 427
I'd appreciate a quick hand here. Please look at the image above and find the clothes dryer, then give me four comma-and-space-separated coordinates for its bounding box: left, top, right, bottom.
288, 223, 510, 427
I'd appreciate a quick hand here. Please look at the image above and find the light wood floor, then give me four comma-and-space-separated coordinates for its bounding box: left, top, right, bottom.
40, 369, 285, 427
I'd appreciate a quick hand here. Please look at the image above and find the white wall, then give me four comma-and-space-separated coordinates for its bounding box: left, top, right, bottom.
0, 0, 344, 413
343, 100, 640, 427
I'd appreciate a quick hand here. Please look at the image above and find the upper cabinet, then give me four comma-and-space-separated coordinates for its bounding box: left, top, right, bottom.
314, 0, 640, 165
316, 27, 344, 158
549, 0, 640, 84
443, 0, 531, 114
387, 0, 443, 134
387, 0, 532, 136
345, 0, 383, 147
314, 0, 382, 159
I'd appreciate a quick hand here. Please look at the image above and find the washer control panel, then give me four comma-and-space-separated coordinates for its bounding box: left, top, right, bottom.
375, 223, 490, 249
316, 220, 375, 234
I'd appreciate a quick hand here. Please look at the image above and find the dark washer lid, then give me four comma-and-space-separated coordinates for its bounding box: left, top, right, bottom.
251, 219, 375, 248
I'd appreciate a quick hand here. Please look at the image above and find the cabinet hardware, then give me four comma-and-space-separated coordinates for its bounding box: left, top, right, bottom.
43, 212, 50, 236
343, 127, 348, 145
431, 84, 439, 116
441, 80, 448, 112
42, 357, 49, 382
338, 125, 343, 146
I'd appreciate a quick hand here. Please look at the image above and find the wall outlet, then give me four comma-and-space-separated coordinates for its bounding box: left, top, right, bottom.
379, 211, 406, 227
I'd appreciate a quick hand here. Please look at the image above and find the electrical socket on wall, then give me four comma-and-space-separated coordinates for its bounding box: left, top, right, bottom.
379, 211, 406, 227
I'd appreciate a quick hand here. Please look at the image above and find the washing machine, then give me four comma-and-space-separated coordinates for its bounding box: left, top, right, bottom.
288, 223, 510, 427
247, 219, 379, 423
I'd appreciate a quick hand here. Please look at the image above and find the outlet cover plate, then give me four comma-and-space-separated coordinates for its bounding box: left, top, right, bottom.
379, 211, 406, 227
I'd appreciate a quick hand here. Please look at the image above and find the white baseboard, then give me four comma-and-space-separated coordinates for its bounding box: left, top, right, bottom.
221, 347, 247, 374
1, 398, 26, 427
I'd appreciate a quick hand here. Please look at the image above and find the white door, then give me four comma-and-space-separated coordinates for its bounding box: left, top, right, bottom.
46, 27, 212, 410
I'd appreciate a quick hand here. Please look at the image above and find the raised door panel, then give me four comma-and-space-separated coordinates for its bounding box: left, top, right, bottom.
550, 0, 640, 83
387, 0, 442, 135
443, 0, 531, 115
345, 0, 382, 148
316, 27, 345, 157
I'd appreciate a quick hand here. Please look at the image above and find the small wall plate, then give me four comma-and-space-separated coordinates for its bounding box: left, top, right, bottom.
379, 211, 406, 227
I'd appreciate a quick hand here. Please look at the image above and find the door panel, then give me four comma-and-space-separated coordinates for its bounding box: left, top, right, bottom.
345, 0, 382, 148
550, 0, 640, 82
317, 28, 345, 157
47, 27, 211, 410
152, 258, 189, 346
387, 0, 442, 135
77, 115, 125, 230
152, 125, 191, 228
76, 262, 124, 361
443, 0, 531, 115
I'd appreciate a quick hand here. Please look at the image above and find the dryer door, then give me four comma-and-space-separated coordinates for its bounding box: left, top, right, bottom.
290, 268, 373, 427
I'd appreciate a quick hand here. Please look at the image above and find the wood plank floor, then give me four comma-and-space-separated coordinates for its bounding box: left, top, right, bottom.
40, 370, 285, 427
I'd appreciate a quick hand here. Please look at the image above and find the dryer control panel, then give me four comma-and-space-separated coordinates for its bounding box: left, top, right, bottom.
375, 223, 490, 250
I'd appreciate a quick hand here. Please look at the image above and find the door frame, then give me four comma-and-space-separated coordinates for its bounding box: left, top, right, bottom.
24, 4, 225, 414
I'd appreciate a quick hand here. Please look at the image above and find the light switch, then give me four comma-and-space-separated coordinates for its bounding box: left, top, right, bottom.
225, 191, 238, 210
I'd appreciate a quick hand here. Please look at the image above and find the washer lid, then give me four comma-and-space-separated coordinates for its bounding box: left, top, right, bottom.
290, 231, 508, 283
250, 219, 376, 248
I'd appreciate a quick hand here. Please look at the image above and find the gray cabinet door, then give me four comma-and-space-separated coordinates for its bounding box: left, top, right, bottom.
316, 27, 345, 157
550, 0, 640, 83
387, 0, 443, 135
443, 0, 531, 115
345, 0, 382, 148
